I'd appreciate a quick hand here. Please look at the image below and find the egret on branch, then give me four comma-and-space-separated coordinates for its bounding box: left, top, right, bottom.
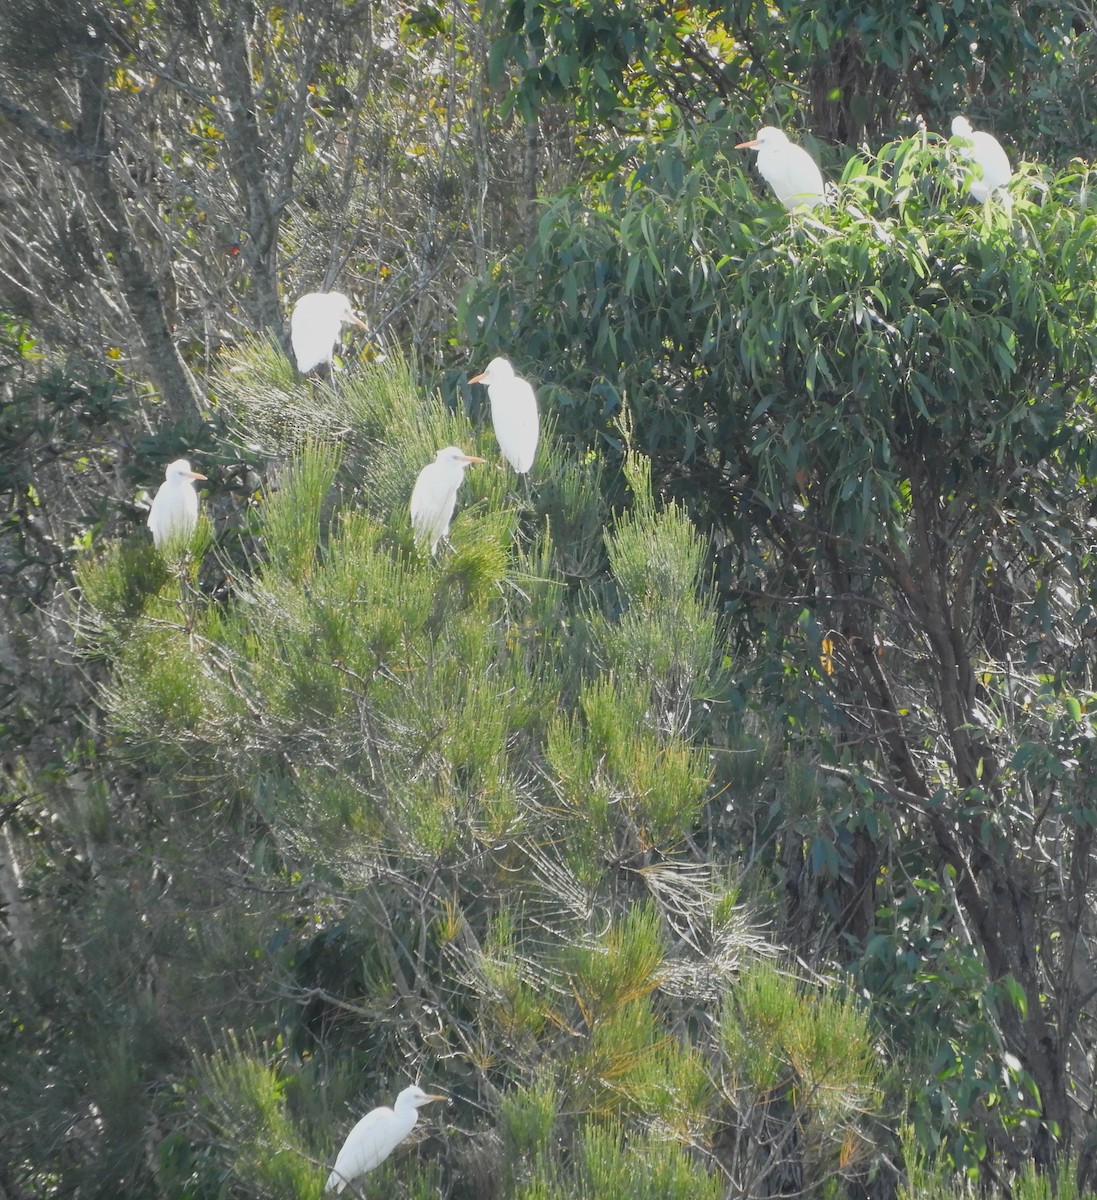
469, 356, 540, 474
410, 446, 484, 554
147, 459, 206, 549
290, 291, 367, 374
736, 127, 826, 211
950, 116, 1012, 202
326, 1084, 447, 1194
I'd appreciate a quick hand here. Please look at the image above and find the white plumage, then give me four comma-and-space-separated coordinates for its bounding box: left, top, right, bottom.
410, 446, 484, 554
147, 459, 206, 549
326, 1085, 446, 1194
290, 291, 367, 373
950, 116, 1012, 202
469, 356, 540, 474
736, 126, 825, 211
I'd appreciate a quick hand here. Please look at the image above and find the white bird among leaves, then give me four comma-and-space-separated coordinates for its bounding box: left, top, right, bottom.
736, 126, 826, 211
147, 459, 206, 549
290, 291, 367, 374
469, 356, 540, 474
326, 1084, 447, 1194
410, 446, 484, 555
950, 116, 1012, 202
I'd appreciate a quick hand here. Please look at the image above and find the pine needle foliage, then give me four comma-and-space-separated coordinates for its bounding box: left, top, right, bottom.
580, 1122, 721, 1200
259, 441, 342, 585
720, 961, 881, 1189
187, 1034, 322, 1199
546, 675, 711, 863
499, 1077, 561, 1172
593, 450, 720, 736
75, 535, 171, 634
216, 333, 352, 457
565, 903, 666, 1023
509, 1119, 722, 1200
64, 354, 893, 1200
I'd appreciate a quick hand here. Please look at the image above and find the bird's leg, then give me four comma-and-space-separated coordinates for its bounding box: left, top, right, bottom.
177, 554, 203, 636
505, 471, 535, 515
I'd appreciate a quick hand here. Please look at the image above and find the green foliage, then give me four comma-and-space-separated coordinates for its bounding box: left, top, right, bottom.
76, 536, 172, 632
260, 442, 342, 584
500, 1076, 561, 1178
573, 1122, 722, 1200
177, 1036, 322, 1199
564, 903, 665, 1022
722, 962, 879, 1115
482, 0, 1097, 161
461, 112, 1097, 1179
14, 7, 1097, 1190
594, 449, 719, 719
719, 962, 881, 1193
863, 872, 1043, 1171
60, 354, 896, 1197
504, 1092, 722, 1200
464, 130, 1097, 538
546, 674, 710, 863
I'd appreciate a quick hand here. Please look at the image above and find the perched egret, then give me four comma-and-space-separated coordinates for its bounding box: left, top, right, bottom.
147, 459, 206, 549
736, 126, 826, 211
468, 356, 540, 474
290, 291, 367, 374
410, 446, 484, 554
326, 1085, 447, 1194
950, 116, 1012, 202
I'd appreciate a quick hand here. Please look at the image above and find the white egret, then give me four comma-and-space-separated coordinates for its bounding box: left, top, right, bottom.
326, 1084, 447, 1194
147, 459, 206, 549
410, 446, 484, 555
468, 356, 540, 474
950, 116, 1012, 202
290, 291, 367, 374
736, 126, 826, 211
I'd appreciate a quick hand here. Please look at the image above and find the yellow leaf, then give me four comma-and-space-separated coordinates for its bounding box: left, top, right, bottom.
821, 636, 836, 675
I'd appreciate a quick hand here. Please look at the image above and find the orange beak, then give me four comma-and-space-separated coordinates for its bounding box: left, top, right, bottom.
189, 471, 208, 480
735, 139, 760, 149
424, 1093, 448, 1103
461, 455, 485, 464
351, 316, 368, 329
468, 371, 486, 384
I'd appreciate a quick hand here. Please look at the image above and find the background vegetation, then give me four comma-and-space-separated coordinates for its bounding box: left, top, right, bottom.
2, 2, 1097, 1198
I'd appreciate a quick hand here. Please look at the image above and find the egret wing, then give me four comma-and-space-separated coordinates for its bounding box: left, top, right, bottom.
410, 464, 458, 552
491, 378, 539, 473
148, 481, 198, 547
761, 144, 824, 210
291, 294, 336, 373
326, 1107, 403, 1192
971, 132, 1011, 191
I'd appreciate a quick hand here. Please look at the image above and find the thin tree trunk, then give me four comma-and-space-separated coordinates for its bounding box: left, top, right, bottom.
78, 154, 204, 422
0, 62, 204, 424
209, 9, 286, 338
900, 467, 1071, 1165
0, 820, 32, 956
520, 41, 540, 246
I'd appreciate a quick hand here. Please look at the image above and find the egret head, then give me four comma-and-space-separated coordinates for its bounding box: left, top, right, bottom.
165, 459, 207, 483
327, 292, 367, 330
468, 357, 514, 386
951, 116, 974, 138
736, 126, 790, 152
396, 1085, 447, 1109
292, 291, 367, 330
436, 446, 485, 466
